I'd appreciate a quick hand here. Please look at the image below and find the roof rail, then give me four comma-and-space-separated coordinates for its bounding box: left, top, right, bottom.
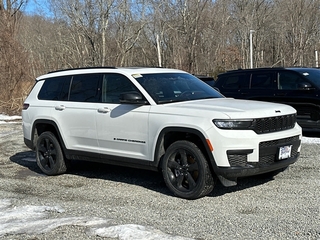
48, 66, 117, 74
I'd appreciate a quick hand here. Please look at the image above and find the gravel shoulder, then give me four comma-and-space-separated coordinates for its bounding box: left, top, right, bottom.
0, 122, 319, 239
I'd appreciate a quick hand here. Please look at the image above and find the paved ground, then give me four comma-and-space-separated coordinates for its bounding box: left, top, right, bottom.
0, 122, 319, 239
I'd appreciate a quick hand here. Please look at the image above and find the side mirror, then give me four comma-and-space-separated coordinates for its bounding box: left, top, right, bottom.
119, 91, 148, 104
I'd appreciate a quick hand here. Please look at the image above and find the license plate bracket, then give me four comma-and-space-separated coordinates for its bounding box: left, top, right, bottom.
278, 145, 292, 160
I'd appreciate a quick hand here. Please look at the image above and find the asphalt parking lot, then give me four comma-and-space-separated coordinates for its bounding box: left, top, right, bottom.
0, 122, 319, 239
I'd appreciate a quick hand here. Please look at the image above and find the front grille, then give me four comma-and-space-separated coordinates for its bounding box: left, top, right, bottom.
253, 114, 296, 134
227, 135, 300, 167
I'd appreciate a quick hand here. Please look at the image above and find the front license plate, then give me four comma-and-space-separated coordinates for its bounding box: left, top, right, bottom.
278, 145, 292, 160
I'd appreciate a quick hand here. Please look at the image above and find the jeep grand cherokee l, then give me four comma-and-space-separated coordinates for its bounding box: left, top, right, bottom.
215, 67, 320, 131
22, 67, 302, 199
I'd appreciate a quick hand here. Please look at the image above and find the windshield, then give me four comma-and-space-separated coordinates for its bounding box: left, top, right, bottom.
290, 68, 320, 88
134, 73, 223, 104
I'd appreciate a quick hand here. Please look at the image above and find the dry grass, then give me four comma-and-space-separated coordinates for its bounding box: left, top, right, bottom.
0, 80, 34, 115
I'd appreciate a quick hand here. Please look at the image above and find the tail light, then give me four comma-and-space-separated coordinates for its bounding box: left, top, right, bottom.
23, 103, 30, 110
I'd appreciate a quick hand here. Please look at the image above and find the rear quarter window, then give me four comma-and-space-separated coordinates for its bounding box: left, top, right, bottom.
38, 76, 71, 100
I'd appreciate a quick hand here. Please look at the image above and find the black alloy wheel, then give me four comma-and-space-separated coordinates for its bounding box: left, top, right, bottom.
36, 131, 67, 175
161, 140, 214, 199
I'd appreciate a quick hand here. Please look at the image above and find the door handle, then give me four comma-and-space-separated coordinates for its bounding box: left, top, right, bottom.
98, 107, 111, 113
55, 105, 65, 111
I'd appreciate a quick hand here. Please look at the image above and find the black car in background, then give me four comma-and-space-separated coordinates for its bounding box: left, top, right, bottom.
195, 75, 215, 87
215, 67, 320, 131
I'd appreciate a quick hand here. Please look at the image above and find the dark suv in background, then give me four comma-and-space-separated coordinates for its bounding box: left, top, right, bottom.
194, 75, 215, 87
215, 68, 320, 131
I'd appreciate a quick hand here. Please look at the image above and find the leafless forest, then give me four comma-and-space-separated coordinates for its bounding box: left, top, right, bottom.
1, 0, 320, 114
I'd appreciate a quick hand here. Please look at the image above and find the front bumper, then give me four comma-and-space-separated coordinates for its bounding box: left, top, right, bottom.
216, 153, 299, 179
215, 135, 301, 179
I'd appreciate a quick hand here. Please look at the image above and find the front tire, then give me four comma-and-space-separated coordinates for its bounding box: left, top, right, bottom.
161, 140, 214, 199
36, 131, 67, 175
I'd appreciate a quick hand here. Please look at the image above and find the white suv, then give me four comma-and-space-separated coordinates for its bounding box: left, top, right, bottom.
22, 67, 302, 199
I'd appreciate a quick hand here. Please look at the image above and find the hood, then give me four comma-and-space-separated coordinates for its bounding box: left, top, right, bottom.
163, 98, 296, 119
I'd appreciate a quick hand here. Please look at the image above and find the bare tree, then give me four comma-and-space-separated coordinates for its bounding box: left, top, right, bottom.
0, 0, 32, 114
49, 0, 116, 66
9, 0, 320, 106
109, 0, 147, 66
275, 0, 320, 67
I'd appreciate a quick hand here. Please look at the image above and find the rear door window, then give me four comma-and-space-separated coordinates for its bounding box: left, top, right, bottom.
243, 71, 277, 101
250, 72, 274, 89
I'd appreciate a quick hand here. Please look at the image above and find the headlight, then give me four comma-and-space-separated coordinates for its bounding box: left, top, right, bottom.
213, 119, 254, 130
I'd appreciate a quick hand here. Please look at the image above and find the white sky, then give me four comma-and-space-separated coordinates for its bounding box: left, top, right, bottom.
0, 113, 319, 238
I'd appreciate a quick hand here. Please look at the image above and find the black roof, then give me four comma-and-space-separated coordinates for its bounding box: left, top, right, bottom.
217, 67, 320, 77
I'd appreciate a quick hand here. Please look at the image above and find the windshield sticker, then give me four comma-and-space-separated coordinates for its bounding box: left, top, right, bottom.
302, 72, 309, 76
132, 74, 143, 78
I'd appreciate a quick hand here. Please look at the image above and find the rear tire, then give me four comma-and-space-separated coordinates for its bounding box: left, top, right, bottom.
36, 131, 67, 175
161, 140, 214, 199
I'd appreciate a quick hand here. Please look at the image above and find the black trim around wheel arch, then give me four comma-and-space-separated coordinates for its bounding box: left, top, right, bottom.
215, 153, 300, 179
24, 138, 33, 150
31, 119, 68, 152
154, 127, 218, 171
